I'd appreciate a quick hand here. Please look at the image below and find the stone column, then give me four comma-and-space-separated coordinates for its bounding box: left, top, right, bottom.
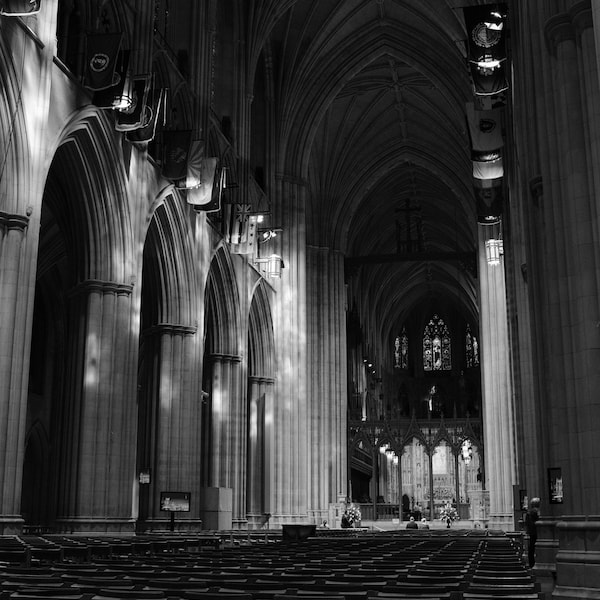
542, 4, 600, 597
139, 324, 202, 531
208, 353, 246, 528
306, 246, 348, 522
55, 280, 138, 533
247, 376, 274, 527
478, 225, 515, 530
271, 175, 309, 522
0, 212, 31, 533
544, 2, 600, 516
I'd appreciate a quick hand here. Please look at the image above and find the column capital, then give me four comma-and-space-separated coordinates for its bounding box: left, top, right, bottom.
210, 352, 242, 363
0, 210, 29, 232
144, 323, 197, 337
544, 13, 576, 56
68, 279, 133, 298
569, 1, 593, 35
248, 376, 275, 384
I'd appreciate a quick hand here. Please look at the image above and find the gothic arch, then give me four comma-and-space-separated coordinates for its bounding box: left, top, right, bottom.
45, 109, 134, 284
248, 281, 275, 379
204, 247, 241, 355
20, 420, 51, 527
142, 192, 198, 327
0, 37, 31, 214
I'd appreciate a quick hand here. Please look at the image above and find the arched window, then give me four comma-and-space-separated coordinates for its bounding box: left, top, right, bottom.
394, 327, 409, 369
423, 314, 451, 371
465, 324, 480, 368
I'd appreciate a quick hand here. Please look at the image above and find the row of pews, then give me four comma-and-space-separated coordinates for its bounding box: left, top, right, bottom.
0, 529, 540, 600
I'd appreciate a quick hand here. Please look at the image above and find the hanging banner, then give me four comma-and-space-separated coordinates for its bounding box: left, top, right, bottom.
0, 0, 40, 16
463, 3, 508, 66
127, 88, 166, 144
92, 50, 131, 110
115, 74, 151, 131
465, 101, 503, 153
473, 177, 503, 224
472, 154, 503, 180
161, 130, 193, 182
84, 32, 124, 91
190, 161, 225, 213
470, 61, 509, 96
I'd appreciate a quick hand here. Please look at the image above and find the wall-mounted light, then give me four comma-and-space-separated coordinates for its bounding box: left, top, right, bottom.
254, 254, 284, 278
258, 228, 283, 243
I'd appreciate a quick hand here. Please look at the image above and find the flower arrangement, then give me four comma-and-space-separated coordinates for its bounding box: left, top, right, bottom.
439, 505, 459, 523
347, 503, 362, 524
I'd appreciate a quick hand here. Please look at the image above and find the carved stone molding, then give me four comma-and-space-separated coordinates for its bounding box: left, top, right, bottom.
69, 279, 134, 297
248, 375, 275, 385
144, 323, 198, 337
0, 210, 29, 232
545, 2, 592, 55
570, 0, 593, 35
209, 352, 242, 363
544, 13, 576, 56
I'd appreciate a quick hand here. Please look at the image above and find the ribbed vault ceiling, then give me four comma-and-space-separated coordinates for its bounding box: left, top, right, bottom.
264, 0, 485, 340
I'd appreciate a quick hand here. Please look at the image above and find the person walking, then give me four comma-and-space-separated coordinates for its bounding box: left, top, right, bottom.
525, 497, 541, 567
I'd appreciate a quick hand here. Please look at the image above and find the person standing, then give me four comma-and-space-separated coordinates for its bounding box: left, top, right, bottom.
341, 511, 352, 528
525, 497, 541, 567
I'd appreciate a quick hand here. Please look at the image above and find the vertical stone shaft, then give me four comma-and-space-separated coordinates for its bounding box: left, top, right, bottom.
307, 246, 348, 519
0, 215, 30, 532
56, 281, 137, 531
478, 226, 515, 527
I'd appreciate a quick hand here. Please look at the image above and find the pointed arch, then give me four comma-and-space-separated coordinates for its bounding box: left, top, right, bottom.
248, 280, 275, 379
204, 247, 241, 355
20, 420, 51, 527
45, 109, 134, 284
142, 191, 199, 327
0, 36, 31, 214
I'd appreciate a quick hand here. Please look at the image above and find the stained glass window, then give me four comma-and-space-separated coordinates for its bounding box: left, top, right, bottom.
465, 325, 480, 368
394, 327, 409, 369
423, 314, 451, 371
401, 329, 408, 369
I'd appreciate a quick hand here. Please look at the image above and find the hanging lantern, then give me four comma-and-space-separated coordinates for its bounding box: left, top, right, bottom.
485, 239, 502, 265
266, 254, 283, 278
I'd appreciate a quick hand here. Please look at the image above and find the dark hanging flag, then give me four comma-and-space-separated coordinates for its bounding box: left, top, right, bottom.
161, 130, 192, 181
189, 159, 225, 213
84, 32, 123, 91
0, 0, 40, 16
470, 61, 509, 96
473, 177, 503, 224
115, 75, 151, 131
463, 4, 508, 66
127, 88, 166, 144
92, 49, 131, 109
179, 140, 205, 190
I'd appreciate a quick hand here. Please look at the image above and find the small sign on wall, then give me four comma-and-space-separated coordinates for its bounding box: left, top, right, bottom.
548, 468, 563, 504
160, 491, 191, 512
